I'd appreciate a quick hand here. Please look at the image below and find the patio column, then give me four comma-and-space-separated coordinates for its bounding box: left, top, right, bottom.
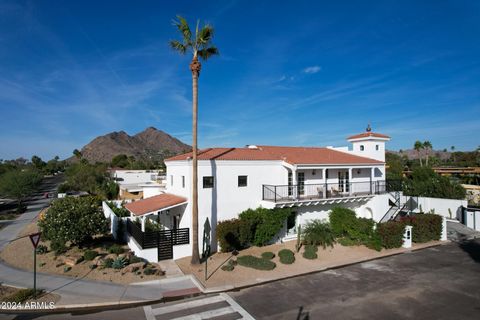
141, 215, 146, 232
348, 168, 353, 195
292, 167, 297, 199
370, 167, 374, 194
322, 168, 327, 198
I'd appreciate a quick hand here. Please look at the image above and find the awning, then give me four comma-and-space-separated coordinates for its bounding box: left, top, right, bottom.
124, 193, 187, 216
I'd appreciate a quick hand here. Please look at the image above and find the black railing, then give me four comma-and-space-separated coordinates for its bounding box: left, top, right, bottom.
263, 180, 388, 203
126, 219, 189, 249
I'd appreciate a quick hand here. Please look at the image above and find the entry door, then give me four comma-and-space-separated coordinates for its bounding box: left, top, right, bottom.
297, 172, 305, 195
338, 171, 350, 193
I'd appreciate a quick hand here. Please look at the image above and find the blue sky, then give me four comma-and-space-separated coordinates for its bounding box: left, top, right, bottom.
0, 0, 479, 160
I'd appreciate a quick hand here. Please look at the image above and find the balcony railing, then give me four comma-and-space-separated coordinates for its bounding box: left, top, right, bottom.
262, 180, 388, 203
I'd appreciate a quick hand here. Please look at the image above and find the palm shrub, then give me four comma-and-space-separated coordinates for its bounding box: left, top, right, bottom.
302, 220, 335, 249
112, 256, 128, 269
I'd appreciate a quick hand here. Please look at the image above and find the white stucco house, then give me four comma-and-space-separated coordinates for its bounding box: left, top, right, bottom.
122, 126, 406, 261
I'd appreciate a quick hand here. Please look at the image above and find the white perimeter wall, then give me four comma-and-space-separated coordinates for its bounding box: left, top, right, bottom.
115, 171, 159, 184
413, 196, 467, 220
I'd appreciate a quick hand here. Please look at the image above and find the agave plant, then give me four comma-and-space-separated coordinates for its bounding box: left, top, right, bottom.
112, 256, 128, 270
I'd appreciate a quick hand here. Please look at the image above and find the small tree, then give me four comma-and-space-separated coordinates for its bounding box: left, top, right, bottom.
0, 169, 42, 211
38, 196, 108, 246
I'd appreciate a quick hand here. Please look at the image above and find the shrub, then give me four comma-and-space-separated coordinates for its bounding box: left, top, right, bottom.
106, 201, 130, 218
63, 266, 71, 273
221, 259, 236, 271
108, 244, 124, 255
240, 207, 291, 247
36, 245, 48, 254
365, 232, 382, 251
102, 258, 114, 268
402, 214, 442, 243
216, 218, 251, 252
50, 240, 67, 255
38, 196, 108, 246
377, 221, 405, 249
302, 220, 335, 249
4, 289, 43, 303
144, 267, 156, 275
329, 207, 358, 238
278, 249, 295, 264
261, 252, 275, 260
129, 255, 144, 264
83, 250, 98, 261
237, 255, 276, 270
112, 256, 128, 269
89, 264, 97, 270
303, 245, 318, 260
338, 237, 357, 246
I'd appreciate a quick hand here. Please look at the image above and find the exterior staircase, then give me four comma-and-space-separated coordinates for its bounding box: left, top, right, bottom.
380, 191, 418, 223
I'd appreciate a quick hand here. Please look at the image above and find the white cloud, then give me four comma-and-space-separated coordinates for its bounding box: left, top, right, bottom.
303, 65, 322, 74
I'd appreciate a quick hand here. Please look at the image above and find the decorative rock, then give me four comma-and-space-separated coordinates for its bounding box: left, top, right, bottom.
93, 255, 104, 266
105, 254, 117, 261
129, 262, 147, 270
122, 264, 139, 273
63, 255, 84, 266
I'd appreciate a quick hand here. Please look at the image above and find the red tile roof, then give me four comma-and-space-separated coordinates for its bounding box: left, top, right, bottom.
347, 132, 391, 140
124, 193, 187, 216
165, 145, 383, 165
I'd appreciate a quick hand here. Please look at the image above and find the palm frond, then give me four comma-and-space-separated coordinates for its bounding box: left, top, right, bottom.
197, 25, 214, 45
172, 15, 192, 44
169, 40, 187, 54
197, 46, 219, 61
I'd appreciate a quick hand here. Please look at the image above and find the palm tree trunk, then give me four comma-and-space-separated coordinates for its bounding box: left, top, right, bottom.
190, 57, 201, 265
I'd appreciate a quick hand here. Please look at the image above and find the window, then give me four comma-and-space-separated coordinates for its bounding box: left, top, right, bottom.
376, 144, 379, 151
203, 176, 214, 188
182, 176, 185, 188
238, 175, 247, 187
360, 145, 365, 151
170, 175, 173, 186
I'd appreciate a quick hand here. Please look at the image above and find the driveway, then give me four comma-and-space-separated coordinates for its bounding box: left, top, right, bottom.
229, 240, 480, 320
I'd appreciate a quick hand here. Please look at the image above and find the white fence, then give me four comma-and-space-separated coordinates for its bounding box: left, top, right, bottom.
414, 196, 468, 220
102, 201, 128, 242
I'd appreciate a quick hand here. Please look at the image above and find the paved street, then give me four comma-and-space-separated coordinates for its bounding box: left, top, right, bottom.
230, 239, 480, 320
3, 239, 480, 319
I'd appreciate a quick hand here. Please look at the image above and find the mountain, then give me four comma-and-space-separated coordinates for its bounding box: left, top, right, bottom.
76, 127, 191, 163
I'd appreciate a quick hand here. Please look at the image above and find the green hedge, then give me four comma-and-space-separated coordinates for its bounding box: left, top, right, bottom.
278, 249, 295, 264
237, 255, 276, 270
377, 221, 405, 249
261, 252, 275, 260
402, 214, 442, 243
217, 207, 292, 252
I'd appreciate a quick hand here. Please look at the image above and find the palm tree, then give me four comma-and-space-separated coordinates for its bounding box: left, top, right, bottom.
170, 16, 219, 265
414, 141, 424, 167
451, 146, 456, 163
423, 141, 432, 166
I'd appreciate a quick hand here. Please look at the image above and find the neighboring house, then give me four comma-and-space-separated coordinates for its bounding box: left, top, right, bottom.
110, 169, 166, 200
123, 126, 398, 261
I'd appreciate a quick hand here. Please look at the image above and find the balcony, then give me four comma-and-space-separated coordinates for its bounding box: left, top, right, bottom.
262, 180, 387, 205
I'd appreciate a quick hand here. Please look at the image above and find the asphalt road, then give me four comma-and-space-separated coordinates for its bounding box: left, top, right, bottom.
2, 239, 479, 320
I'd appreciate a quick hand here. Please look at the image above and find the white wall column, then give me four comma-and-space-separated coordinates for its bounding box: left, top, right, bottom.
292, 167, 297, 199
348, 168, 353, 195
322, 168, 327, 198
141, 216, 146, 232
370, 167, 374, 194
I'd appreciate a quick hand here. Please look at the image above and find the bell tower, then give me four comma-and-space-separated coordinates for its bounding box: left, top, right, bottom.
347, 125, 391, 162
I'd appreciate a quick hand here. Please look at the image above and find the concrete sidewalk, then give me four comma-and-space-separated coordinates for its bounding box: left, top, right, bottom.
0, 179, 201, 308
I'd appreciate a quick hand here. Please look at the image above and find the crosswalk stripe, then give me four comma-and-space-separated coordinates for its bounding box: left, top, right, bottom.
169, 306, 236, 320
151, 295, 225, 316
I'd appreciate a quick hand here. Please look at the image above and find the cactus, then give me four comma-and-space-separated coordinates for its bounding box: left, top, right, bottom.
295, 225, 302, 252
448, 208, 452, 219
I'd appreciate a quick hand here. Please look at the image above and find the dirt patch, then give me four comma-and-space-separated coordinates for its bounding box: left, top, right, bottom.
176, 240, 444, 289
0, 221, 165, 285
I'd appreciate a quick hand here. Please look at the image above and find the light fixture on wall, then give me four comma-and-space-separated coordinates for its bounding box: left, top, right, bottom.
312, 170, 316, 175
357, 169, 361, 174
